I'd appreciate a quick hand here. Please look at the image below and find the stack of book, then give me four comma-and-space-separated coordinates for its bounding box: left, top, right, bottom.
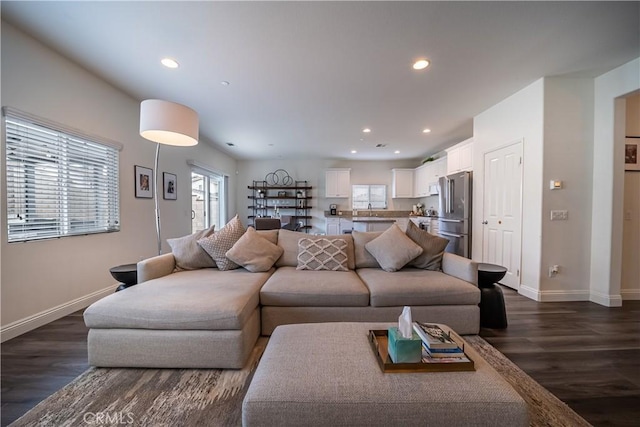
412, 322, 471, 363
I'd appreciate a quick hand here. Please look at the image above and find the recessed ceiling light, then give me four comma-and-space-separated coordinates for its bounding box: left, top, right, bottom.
412, 59, 430, 70
394, 150, 400, 154
351, 150, 357, 154
362, 128, 371, 133
422, 128, 431, 133
161, 57, 179, 69
221, 81, 230, 86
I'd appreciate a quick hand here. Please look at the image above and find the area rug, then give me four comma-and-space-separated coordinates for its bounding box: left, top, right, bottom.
11, 336, 590, 427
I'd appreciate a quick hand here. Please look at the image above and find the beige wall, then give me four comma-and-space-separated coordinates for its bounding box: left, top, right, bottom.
622, 92, 640, 298
590, 58, 640, 306
0, 22, 238, 339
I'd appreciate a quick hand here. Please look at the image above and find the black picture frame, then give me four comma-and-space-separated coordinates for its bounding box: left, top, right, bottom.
163, 172, 177, 200
134, 165, 153, 199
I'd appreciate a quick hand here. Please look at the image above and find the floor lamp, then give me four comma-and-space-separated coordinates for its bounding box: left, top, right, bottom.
139, 99, 199, 255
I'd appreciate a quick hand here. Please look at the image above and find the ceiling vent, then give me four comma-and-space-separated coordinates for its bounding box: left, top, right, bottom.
375, 143, 387, 148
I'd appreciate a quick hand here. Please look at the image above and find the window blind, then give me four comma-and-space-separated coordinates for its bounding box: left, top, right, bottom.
4, 108, 121, 242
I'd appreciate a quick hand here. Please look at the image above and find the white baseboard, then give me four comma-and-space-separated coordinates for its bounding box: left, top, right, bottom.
621, 289, 640, 300
589, 290, 623, 307
1, 285, 118, 342
517, 284, 541, 301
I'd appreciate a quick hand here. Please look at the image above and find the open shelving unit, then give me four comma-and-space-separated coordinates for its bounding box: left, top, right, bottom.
248, 180, 312, 232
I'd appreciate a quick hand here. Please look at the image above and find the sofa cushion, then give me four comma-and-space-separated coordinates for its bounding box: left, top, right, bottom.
167, 225, 216, 270
276, 229, 355, 270
406, 220, 450, 270
260, 266, 370, 307
256, 229, 279, 245
297, 238, 349, 271
84, 268, 273, 330
365, 224, 423, 272
352, 231, 382, 269
198, 215, 245, 271
226, 227, 283, 272
356, 267, 481, 307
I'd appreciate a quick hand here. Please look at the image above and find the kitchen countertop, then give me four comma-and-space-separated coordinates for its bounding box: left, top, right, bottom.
351, 217, 396, 222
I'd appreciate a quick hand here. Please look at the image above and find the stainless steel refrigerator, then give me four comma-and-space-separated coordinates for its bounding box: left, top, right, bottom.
437, 171, 472, 258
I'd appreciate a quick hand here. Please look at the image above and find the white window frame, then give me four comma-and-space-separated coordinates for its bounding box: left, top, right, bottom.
3, 107, 122, 242
188, 161, 228, 232
352, 184, 387, 210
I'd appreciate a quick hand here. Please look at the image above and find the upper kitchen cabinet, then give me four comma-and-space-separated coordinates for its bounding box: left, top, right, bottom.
325, 168, 351, 198
391, 168, 414, 198
413, 164, 430, 198
446, 138, 473, 174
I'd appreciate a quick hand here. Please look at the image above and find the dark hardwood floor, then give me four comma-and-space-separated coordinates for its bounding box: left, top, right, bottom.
1, 289, 639, 426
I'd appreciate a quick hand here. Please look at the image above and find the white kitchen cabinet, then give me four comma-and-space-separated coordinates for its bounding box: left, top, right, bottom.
413, 164, 429, 198
392, 168, 414, 198
446, 138, 473, 174
352, 221, 394, 232
425, 157, 447, 195
325, 217, 353, 234
325, 169, 351, 198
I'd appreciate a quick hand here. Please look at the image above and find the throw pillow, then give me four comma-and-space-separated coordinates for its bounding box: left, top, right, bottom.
297, 238, 349, 271
351, 230, 383, 268
197, 215, 246, 271
166, 225, 216, 270
226, 227, 283, 272
365, 224, 423, 272
406, 220, 450, 270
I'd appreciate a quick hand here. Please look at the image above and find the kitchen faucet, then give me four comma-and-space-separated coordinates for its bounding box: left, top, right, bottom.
367, 203, 372, 216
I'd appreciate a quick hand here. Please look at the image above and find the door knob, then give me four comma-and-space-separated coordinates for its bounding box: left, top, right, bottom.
482, 220, 488, 225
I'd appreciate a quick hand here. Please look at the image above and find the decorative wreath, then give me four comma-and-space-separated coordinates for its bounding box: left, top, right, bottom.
265, 169, 293, 186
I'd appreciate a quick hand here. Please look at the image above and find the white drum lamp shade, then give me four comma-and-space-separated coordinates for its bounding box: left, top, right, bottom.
139, 99, 199, 146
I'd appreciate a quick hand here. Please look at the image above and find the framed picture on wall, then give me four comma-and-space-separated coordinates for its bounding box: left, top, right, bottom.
163, 172, 177, 200
134, 165, 153, 198
625, 138, 640, 171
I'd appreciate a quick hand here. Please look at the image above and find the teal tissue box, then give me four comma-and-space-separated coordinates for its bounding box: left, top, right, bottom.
387, 327, 422, 363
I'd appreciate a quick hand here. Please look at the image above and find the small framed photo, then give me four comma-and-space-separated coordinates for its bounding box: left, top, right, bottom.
625, 138, 640, 171
163, 172, 177, 200
134, 165, 153, 199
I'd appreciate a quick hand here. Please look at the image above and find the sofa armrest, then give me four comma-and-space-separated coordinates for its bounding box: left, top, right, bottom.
441, 253, 478, 285
137, 253, 176, 283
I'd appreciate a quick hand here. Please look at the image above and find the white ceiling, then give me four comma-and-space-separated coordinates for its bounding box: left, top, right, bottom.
2, 1, 639, 162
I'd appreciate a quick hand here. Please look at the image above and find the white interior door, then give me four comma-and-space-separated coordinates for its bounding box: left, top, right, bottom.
482, 141, 523, 289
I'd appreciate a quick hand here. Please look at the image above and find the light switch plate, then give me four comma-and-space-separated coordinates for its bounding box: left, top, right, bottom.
550, 210, 568, 220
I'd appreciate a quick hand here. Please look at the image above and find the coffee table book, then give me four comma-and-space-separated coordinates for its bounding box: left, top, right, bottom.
368, 330, 475, 373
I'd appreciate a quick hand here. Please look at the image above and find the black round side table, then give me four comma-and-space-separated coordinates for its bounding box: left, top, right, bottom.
110, 263, 138, 292
478, 263, 508, 329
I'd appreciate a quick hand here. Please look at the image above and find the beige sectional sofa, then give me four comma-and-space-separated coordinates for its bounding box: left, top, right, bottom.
84, 225, 480, 369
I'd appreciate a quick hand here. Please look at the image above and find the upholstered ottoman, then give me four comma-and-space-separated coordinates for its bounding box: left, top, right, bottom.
242, 322, 528, 426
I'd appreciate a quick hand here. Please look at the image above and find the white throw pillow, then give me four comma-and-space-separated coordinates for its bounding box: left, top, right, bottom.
166, 225, 216, 270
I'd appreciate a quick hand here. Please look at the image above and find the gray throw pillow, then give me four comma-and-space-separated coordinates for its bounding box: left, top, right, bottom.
166, 225, 216, 270
297, 238, 349, 271
365, 224, 423, 272
406, 220, 449, 270
198, 215, 246, 271
226, 227, 283, 272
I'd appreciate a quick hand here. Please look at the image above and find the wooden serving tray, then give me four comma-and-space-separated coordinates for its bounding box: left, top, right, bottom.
368, 330, 475, 373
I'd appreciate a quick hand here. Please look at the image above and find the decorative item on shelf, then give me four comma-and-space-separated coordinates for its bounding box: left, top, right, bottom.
265, 169, 293, 186
257, 189, 265, 198
139, 99, 199, 255
422, 156, 436, 164
278, 190, 287, 197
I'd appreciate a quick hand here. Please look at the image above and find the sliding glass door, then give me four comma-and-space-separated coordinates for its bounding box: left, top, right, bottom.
191, 170, 225, 232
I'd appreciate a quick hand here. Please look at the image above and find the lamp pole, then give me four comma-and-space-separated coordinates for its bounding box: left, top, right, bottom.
154, 142, 162, 256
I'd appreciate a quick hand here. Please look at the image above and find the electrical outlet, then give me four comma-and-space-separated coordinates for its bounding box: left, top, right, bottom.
550, 210, 568, 221
549, 265, 560, 277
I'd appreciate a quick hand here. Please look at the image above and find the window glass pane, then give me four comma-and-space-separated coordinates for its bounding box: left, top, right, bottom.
5, 110, 119, 242
191, 172, 206, 232
352, 184, 386, 210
